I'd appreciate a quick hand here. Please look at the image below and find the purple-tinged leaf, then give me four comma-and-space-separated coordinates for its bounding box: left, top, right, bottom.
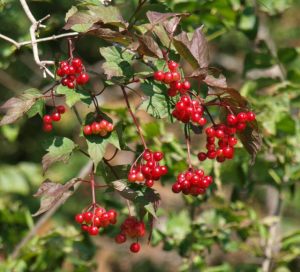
33, 179, 79, 216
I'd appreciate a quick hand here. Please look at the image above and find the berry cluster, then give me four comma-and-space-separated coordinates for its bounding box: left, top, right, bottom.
153, 60, 192, 97
197, 111, 256, 163
75, 206, 117, 236
127, 149, 168, 187
42, 105, 66, 132
83, 120, 114, 137
56, 58, 89, 89
172, 95, 207, 125
115, 216, 146, 253
172, 168, 213, 196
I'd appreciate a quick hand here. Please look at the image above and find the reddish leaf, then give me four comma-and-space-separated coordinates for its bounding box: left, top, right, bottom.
163, 16, 182, 35
173, 26, 209, 69
33, 179, 79, 216
187, 67, 223, 81
112, 179, 137, 201
0, 89, 42, 126
137, 34, 163, 58
146, 11, 189, 25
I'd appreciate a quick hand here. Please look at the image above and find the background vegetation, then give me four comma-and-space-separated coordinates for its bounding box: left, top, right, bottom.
1, 0, 300, 271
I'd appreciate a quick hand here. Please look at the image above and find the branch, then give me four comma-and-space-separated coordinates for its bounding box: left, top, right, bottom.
11, 161, 93, 260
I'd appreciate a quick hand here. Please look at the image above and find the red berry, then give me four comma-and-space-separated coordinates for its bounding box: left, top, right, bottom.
56, 68, 65, 77
43, 115, 52, 124
223, 146, 234, 159
115, 233, 126, 244
143, 150, 152, 161
226, 114, 237, 126
228, 137, 238, 146
67, 81, 75, 89
215, 129, 225, 139
145, 179, 154, 187
171, 71, 180, 81
128, 173, 136, 182
130, 242, 140, 253
68, 65, 76, 75
136, 172, 144, 182
71, 58, 82, 68
153, 71, 165, 81
88, 226, 99, 236
182, 80, 191, 90
75, 214, 84, 224
153, 151, 164, 161
83, 212, 93, 223
237, 112, 247, 123
236, 122, 246, 131
61, 78, 69, 86
77, 73, 89, 85
172, 183, 182, 193
198, 117, 207, 126
164, 72, 173, 83
160, 165, 168, 175
56, 105, 66, 114
59, 61, 68, 67
43, 123, 53, 132
95, 207, 106, 217
83, 125, 92, 135
168, 60, 179, 71
197, 152, 207, 161
205, 127, 215, 137
51, 112, 61, 122
91, 122, 101, 134
81, 224, 89, 232
247, 111, 256, 122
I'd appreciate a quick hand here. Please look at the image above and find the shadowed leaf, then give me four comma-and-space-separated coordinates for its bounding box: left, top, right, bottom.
33, 179, 79, 216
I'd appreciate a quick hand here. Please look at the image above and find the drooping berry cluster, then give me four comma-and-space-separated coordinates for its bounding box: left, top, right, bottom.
172, 168, 213, 196
153, 60, 192, 97
115, 216, 145, 253
56, 58, 89, 89
83, 120, 114, 137
127, 149, 168, 187
75, 206, 117, 236
42, 105, 66, 132
172, 95, 207, 125
197, 111, 256, 163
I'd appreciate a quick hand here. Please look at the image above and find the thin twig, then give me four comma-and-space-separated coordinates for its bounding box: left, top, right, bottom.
121, 86, 147, 149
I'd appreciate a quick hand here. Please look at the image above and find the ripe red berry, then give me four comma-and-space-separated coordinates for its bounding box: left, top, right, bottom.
160, 165, 168, 175
77, 73, 89, 85
226, 114, 237, 126
205, 127, 215, 137
67, 81, 75, 89
43, 115, 52, 124
71, 58, 82, 68
143, 150, 152, 161
51, 112, 61, 122
83, 212, 93, 223
153, 151, 164, 161
236, 122, 246, 131
247, 111, 256, 122
89, 226, 99, 236
153, 71, 165, 81
130, 242, 140, 253
83, 125, 92, 135
182, 80, 191, 90
164, 72, 173, 83
171, 71, 180, 81
43, 123, 53, 132
198, 152, 207, 161
168, 60, 179, 71
75, 214, 84, 224
115, 233, 126, 244
145, 179, 154, 187
237, 112, 247, 123
56, 68, 64, 77
172, 183, 182, 193
56, 105, 66, 114
91, 122, 101, 134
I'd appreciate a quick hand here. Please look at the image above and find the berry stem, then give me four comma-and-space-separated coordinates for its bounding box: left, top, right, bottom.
67, 38, 74, 59
121, 86, 147, 149
90, 167, 96, 205
184, 124, 192, 169
203, 105, 216, 126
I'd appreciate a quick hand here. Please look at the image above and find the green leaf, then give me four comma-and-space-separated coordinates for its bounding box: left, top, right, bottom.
86, 130, 120, 170
138, 81, 171, 119
278, 47, 298, 64
64, 5, 128, 32
27, 97, 45, 118
42, 137, 77, 173
0, 88, 42, 126
100, 46, 134, 80
56, 85, 91, 107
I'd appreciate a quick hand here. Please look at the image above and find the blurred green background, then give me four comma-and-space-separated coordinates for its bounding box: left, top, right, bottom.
1, 0, 300, 271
